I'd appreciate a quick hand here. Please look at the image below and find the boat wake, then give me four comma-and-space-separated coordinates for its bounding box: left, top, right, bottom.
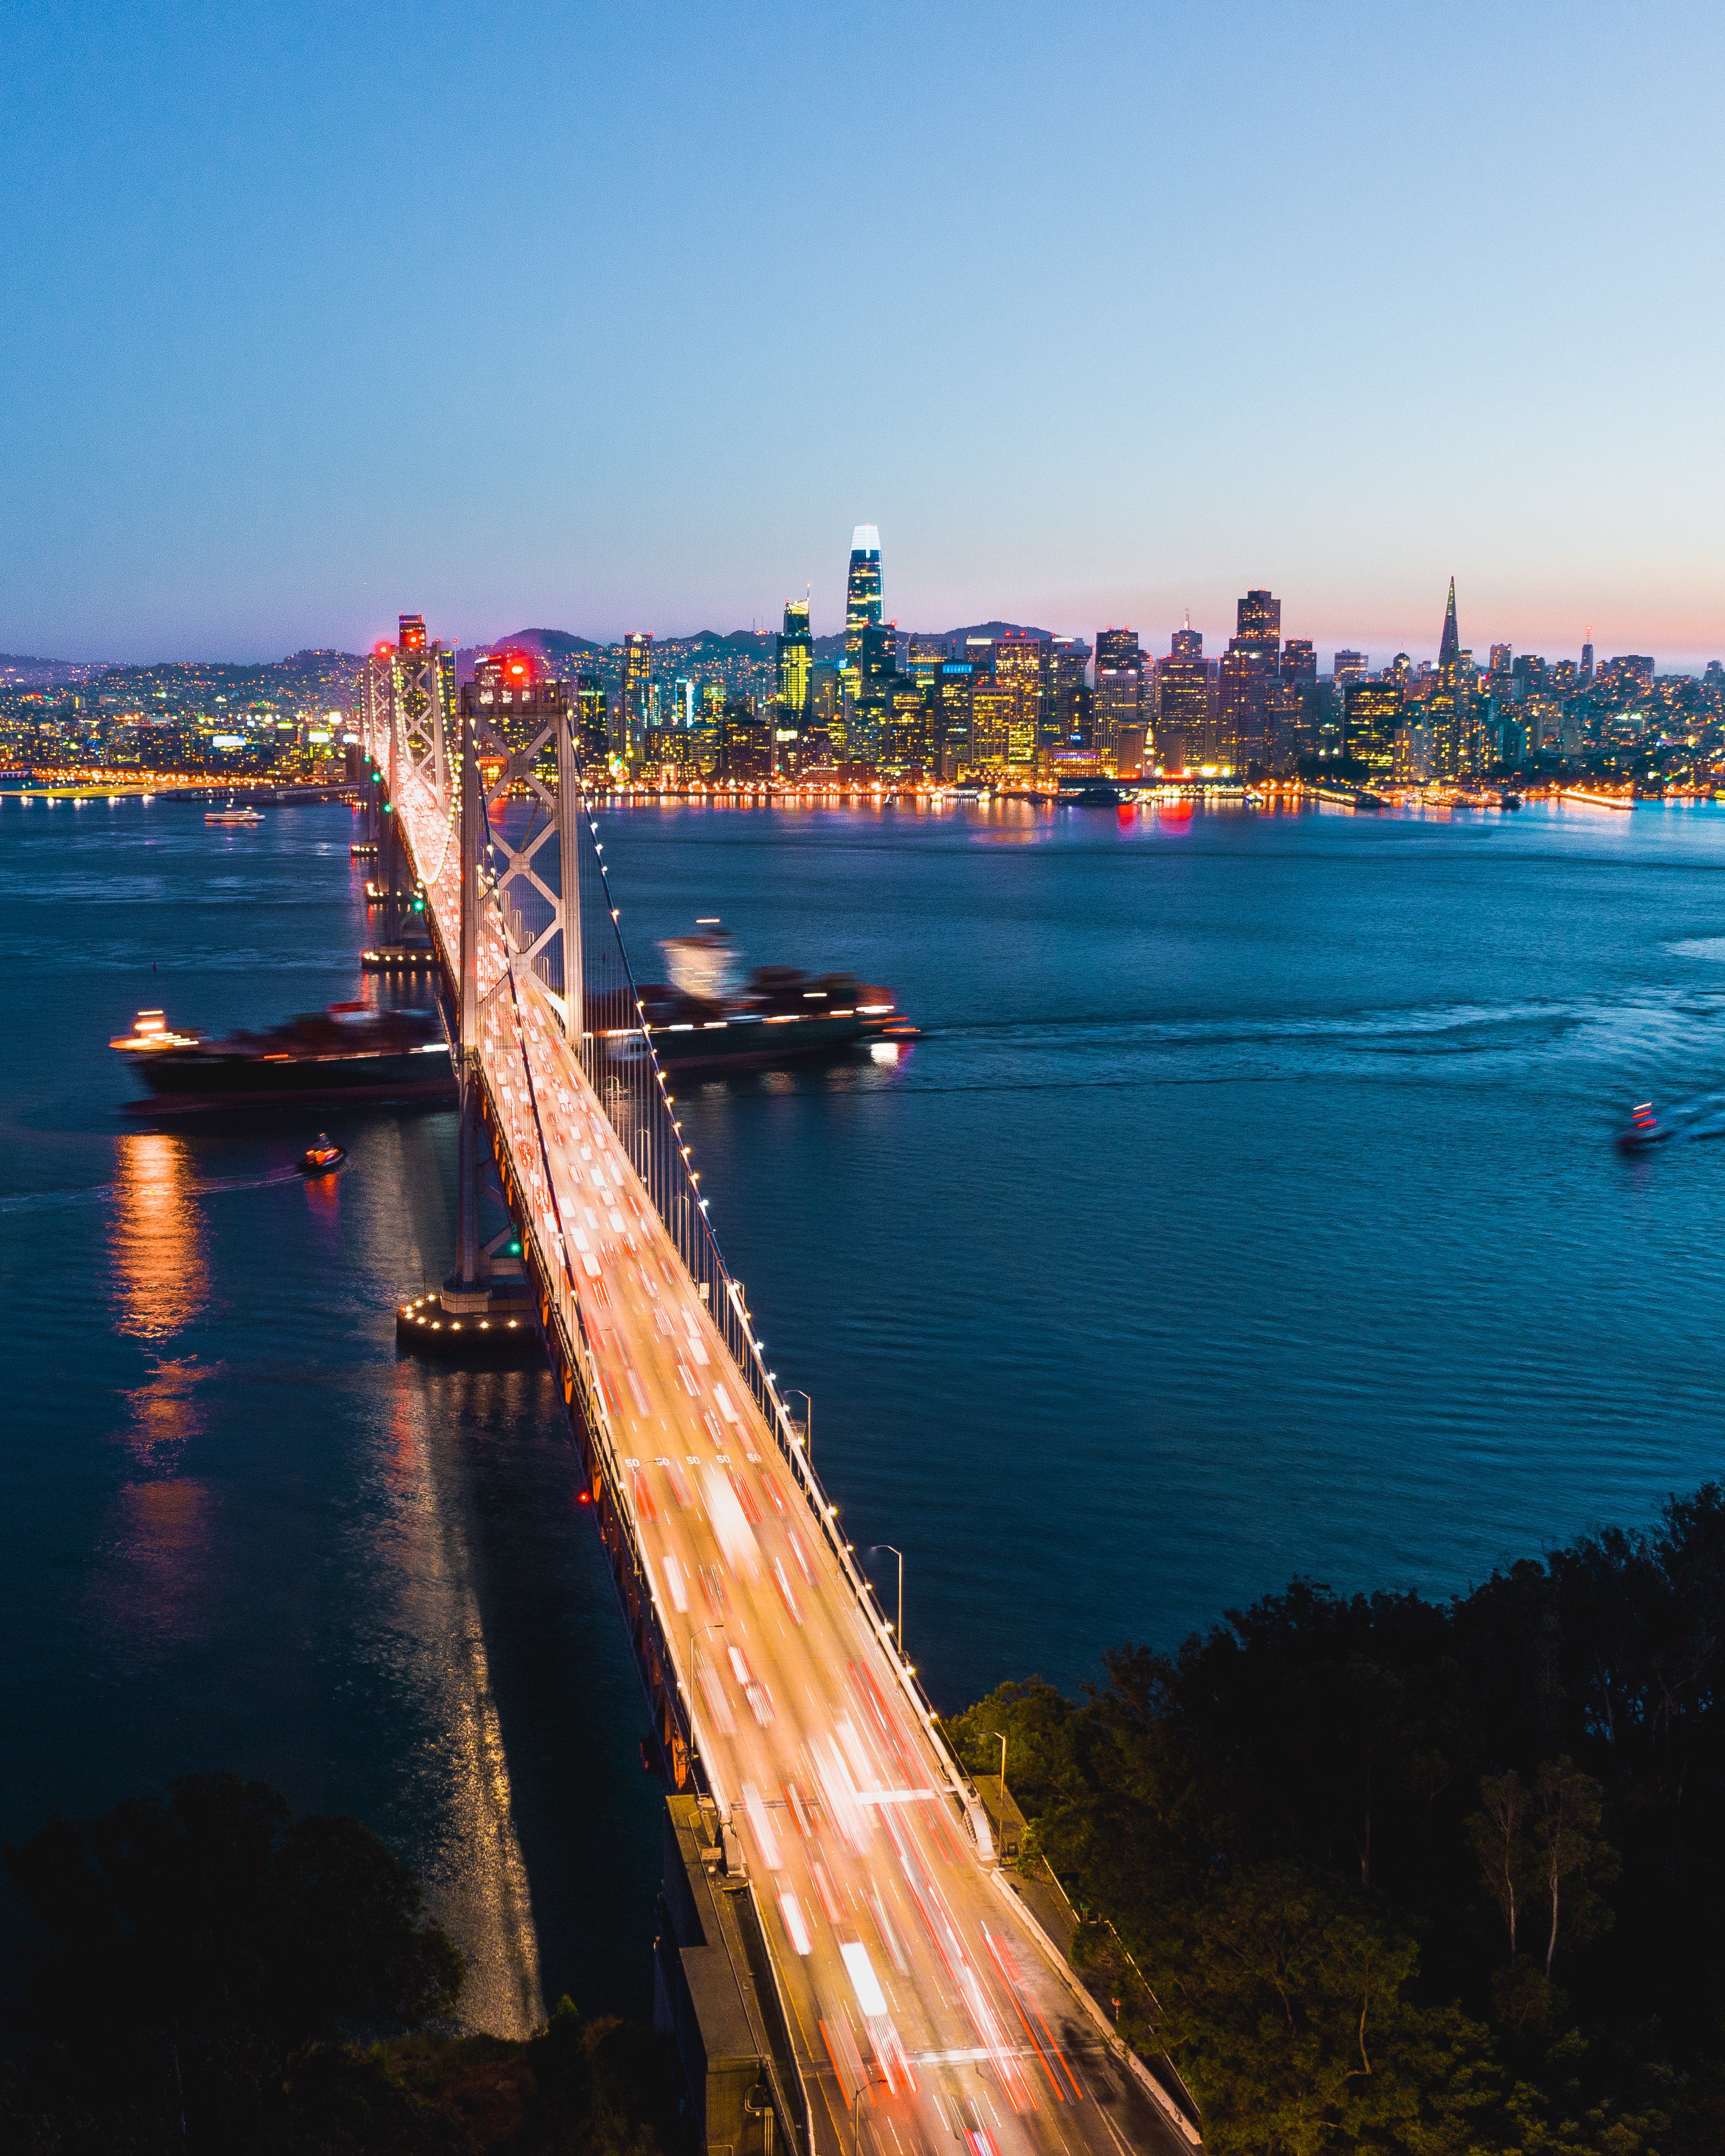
1615, 1087, 1725, 1152
0, 1167, 308, 1215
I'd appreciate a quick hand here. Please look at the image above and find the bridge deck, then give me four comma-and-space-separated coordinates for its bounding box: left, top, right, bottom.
386, 747, 1194, 2156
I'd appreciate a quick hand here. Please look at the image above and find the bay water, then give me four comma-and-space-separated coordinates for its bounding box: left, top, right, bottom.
5, 790, 1724, 2023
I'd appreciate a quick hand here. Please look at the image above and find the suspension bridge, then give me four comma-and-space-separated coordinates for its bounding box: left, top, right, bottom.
356, 626, 1199, 2156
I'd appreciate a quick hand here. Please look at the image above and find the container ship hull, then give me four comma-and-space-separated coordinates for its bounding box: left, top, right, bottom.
642, 1009, 890, 1071
113, 1005, 455, 1112
130, 1045, 453, 1101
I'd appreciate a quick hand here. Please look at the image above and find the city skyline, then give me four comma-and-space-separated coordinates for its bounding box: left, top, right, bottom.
6, 5, 1725, 663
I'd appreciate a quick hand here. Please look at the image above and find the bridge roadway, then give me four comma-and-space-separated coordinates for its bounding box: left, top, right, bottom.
385, 753, 1193, 2156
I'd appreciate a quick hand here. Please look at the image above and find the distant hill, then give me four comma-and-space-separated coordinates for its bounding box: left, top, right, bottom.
483, 628, 608, 657
0, 653, 94, 686
461, 620, 1062, 674
809, 620, 1056, 662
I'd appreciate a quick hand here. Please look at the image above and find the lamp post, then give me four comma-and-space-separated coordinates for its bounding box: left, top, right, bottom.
872, 1544, 904, 1658
986, 1728, 1008, 1821
783, 1387, 812, 1459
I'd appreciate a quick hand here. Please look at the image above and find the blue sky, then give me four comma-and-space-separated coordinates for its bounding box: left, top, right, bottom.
4, 1, 1723, 666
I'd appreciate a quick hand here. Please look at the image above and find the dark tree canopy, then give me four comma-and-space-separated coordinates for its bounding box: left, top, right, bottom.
1, 1772, 463, 2153
948, 1481, 1725, 2155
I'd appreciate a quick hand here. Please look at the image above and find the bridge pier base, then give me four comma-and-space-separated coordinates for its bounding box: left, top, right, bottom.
395, 1085, 544, 1362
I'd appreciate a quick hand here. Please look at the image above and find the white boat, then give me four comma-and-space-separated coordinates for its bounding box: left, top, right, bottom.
206, 801, 264, 826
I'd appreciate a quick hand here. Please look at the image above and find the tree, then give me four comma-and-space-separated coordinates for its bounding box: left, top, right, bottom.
1466, 1769, 1534, 1959
1, 1773, 463, 2152
1528, 1757, 1617, 1980
1147, 1862, 1497, 2156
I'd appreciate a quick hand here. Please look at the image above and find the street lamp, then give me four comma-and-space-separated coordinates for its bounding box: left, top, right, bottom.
986, 1728, 1008, 1809
871, 1544, 904, 1658
782, 1387, 812, 1459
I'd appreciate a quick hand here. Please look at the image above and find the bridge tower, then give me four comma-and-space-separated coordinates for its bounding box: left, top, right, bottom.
391, 643, 581, 1350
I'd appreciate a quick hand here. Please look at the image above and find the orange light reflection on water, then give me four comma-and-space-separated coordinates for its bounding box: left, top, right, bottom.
110, 1132, 207, 1340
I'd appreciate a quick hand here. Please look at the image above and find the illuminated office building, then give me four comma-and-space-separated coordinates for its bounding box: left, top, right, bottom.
934, 663, 974, 779
1094, 627, 1144, 761
1344, 680, 1402, 773
909, 637, 949, 685
809, 665, 841, 758
881, 683, 931, 774
844, 525, 882, 684
1237, 589, 1282, 651
1428, 578, 1477, 778
398, 613, 428, 652
860, 620, 897, 697
775, 599, 813, 733
1158, 632, 1213, 772
1049, 637, 1090, 742
1281, 639, 1316, 685
461, 648, 567, 755
1333, 650, 1368, 685
1220, 591, 1282, 769
575, 676, 609, 763
969, 684, 1014, 774
619, 631, 652, 759
995, 632, 1048, 763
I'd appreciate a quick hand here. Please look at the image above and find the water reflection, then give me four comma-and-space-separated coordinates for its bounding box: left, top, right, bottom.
118, 1355, 209, 1468
377, 1367, 546, 2038
110, 1132, 206, 1340
91, 1478, 214, 1660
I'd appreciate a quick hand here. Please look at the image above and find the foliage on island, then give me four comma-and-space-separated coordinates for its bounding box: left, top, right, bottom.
948, 1481, 1725, 2155
0, 1772, 679, 2155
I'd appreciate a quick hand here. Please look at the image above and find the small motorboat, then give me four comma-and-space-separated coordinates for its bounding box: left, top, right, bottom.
299, 1134, 347, 1175
1615, 1103, 1668, 1153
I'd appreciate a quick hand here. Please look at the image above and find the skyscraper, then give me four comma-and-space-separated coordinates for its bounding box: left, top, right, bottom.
1158, 629, 1213, 772
1049, 637, 1091, 742
1094, 627, 1144, 762
1438, 578, 1460, 673
1220, 590, 1281, 769
775, 599, 813, 729
619, 631, 652, 760
1428, 579, 1478, 779
844, 526, 882, 682
1237, 590, 1282, 651
995, 632, 1049, 767
1344, 681, 1402, 773
1333, 650, 1367, 684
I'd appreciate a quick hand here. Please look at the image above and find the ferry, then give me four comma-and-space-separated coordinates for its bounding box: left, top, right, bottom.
206, 801, 264, 827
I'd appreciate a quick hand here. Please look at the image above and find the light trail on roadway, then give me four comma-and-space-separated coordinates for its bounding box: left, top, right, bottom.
389, 752, 1195, 2156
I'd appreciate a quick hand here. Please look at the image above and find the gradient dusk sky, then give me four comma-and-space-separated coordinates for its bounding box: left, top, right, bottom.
4, 1, 1723, 666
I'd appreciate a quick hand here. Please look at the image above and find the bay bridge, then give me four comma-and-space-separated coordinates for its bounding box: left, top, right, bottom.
357, 625, 1198, 2156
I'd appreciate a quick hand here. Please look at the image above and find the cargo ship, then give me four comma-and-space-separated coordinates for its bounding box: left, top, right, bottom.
627, 925, 916, 1071
111, 1002, 455, 1108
